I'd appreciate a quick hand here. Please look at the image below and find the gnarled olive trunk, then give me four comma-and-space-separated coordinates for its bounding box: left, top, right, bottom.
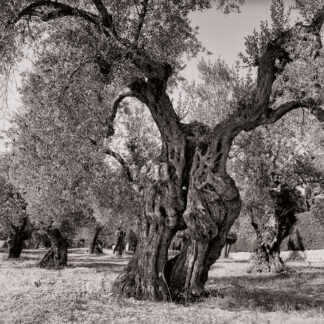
90, 226, 102, 254
166, 141, 241, 299
112, 80, 195, 300
39, 228, 68, 269
248, 184, 302, 273
7, 216, 32, 259
248, 225, 287, 273
113, 157, 187, 301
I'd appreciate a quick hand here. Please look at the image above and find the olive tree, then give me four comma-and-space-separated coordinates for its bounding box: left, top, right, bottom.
1, 0, 324, 300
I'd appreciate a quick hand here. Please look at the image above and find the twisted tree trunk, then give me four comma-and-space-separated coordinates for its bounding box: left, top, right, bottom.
112, 156, 187, 301
39, 228, 68, 269
166, 159, 241, 299
248, 185, 302, 273
164, 129, 242, 300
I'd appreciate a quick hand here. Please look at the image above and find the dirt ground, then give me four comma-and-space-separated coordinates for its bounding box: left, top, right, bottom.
0, 248, 324, 324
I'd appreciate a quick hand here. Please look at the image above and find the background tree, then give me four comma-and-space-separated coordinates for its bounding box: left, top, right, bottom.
233, 110, 324, 272
224, 232, 237, 258
0, 153, 33, 258
6, 36, 143, 263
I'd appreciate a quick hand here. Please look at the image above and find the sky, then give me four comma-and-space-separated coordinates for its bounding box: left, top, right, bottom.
0, 0, 295, 152
182, 0, 277, 81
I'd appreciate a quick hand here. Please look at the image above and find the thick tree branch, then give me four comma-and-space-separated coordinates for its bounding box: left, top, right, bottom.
261, 98, 324, 125
91, 0, 113, 28
13, 1, 99, 25
129, 79, 185, 144
91, 0, 121, 40
134, 0, 149, 44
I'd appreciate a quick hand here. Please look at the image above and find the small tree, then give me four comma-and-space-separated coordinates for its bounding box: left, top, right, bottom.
224, 232, 237, 258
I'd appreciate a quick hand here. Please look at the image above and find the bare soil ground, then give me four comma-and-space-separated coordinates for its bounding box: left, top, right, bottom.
0, 248, 324, 323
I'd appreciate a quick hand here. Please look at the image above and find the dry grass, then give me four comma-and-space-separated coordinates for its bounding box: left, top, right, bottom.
0, 248, 324, 323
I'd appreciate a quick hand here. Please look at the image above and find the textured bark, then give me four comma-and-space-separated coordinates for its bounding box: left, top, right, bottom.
39, 228, 68, 269
89, 226, 102, 254
248, 185, 302, 273
248, 231, 287, 273
113, 156, 188, 301
166, 134, 242, 299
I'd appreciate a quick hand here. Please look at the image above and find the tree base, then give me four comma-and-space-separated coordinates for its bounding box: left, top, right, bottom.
38, 248, 67, 269
286, 250, 306, 262
248, 249, 287, 274
38, 228, 68, 269
112, 255, 171, 301
90, 244, 103, 254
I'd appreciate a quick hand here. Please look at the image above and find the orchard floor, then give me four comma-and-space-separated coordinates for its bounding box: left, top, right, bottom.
0, 248, 324, 324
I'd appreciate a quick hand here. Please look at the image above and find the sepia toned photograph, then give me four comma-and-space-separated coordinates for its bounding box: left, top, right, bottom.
0, 0, 324, 323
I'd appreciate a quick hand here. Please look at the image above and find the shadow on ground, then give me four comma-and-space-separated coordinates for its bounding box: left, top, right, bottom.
1, 248, 131, 272
207, 269, 324, 312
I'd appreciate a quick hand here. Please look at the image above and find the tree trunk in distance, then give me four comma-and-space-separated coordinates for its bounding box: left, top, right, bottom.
89, 226, 102, 254
248, 184, 302, 274
39, 228, 68, 269
166, 143, 242, 300
248, 243, 287, 273
225, 243, 231, 258
7, 232, 24, 258
7, 217, 31, 259
34, 239, 40, 249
